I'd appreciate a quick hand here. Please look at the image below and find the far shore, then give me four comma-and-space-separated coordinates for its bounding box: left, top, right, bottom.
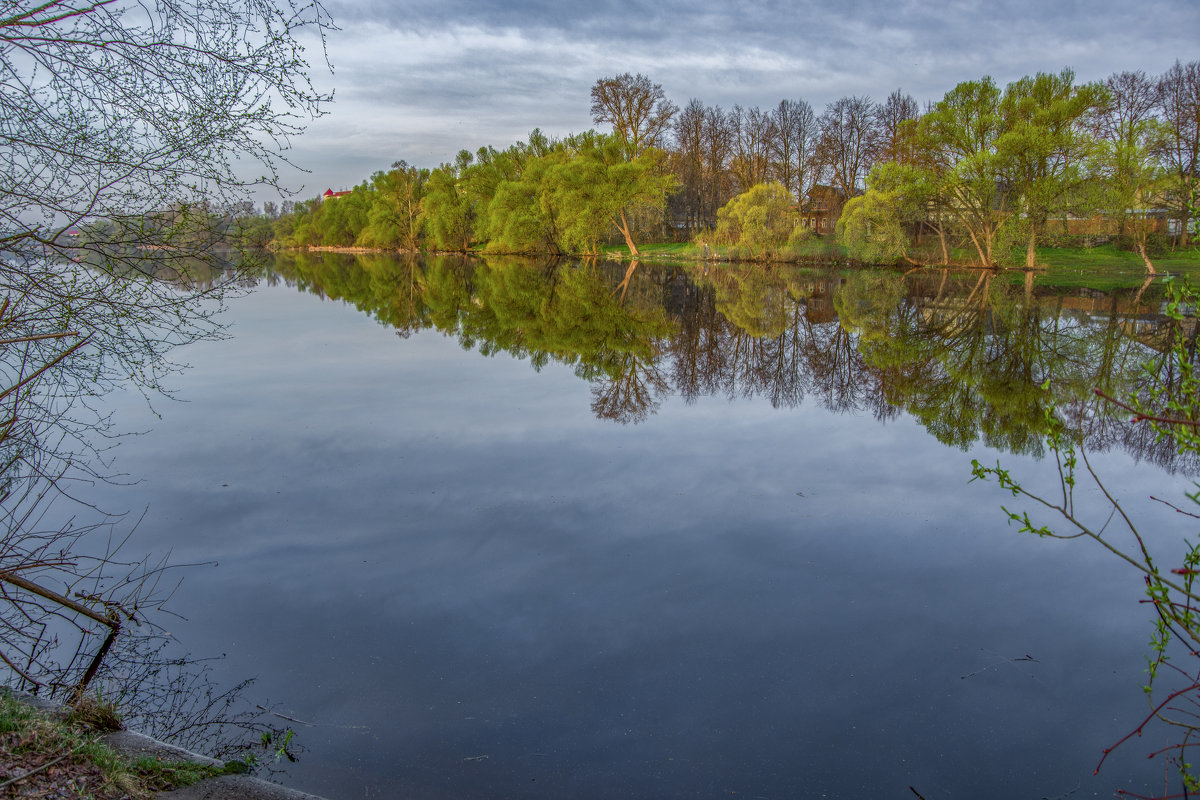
275, 242, 1200, 272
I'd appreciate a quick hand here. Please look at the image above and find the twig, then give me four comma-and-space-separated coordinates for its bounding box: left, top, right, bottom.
254, 705, 317, 727
0, 742, 86, 790
1094, 389, 1200, 429
1097, 683, 1200, 774
1151, 496, 1200, 520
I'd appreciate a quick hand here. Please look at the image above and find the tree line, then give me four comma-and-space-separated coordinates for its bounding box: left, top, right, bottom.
258, 63, 1200, 268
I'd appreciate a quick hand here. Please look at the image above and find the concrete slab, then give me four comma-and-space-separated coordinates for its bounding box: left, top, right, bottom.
156, 775, 328, 800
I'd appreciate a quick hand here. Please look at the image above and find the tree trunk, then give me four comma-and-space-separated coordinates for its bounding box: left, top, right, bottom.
616, 208, 640, 257
1137, 238, 1157, 274
1025, 223, 1038, 268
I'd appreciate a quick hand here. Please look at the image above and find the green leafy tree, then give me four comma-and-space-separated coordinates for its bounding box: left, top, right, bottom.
465, 132, 568, 254
915, 78, 1009, 266
547, 135, 677, 256
997, 69, 1103, 267
711, 182, 798, 259
358, 162, 429, 250
422, 154, 476, 252
319, 185, 372, 246
480, 149, 567, 254
837, 190, 910, 264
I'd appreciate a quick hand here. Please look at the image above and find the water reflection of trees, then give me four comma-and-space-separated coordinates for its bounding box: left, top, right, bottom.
267, 253, 1192, 469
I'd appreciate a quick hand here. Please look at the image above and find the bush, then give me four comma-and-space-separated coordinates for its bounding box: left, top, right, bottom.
836, 192, 910, 264
712, 183, 796, 258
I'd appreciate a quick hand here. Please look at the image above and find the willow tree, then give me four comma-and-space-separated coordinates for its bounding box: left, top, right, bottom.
422, 153, 477, 252
359, 161, 430, 250
711, 182, 798, 258
546, 135, 677, 257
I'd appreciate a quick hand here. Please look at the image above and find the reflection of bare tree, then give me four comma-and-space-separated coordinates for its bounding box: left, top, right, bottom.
95, 635, 300, 768
590, 350, 671, 424
804, 319, 887, 415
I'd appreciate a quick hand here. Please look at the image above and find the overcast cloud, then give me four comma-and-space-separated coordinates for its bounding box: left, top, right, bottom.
271, 0, 1200, 200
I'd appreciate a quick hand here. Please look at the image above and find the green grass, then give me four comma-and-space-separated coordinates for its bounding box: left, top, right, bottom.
599, 242, 700, 259
1035, 243, 1200, 270
597, 236, 851, 264
0, 690, 230, 798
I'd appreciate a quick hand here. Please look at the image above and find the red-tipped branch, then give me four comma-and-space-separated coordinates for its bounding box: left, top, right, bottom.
1093, 389, 1200, 429
1096, 682, 1200, 774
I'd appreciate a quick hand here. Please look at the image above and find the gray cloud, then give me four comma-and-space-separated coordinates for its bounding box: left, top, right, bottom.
266, 0, 1200, 200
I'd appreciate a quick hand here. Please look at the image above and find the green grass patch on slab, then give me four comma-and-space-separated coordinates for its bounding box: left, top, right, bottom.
0, 690, 230, 798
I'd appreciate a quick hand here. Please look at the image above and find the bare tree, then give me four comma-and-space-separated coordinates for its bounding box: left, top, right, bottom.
1092, 70, 1161, 245
1096, 71, 1159, 144
729, 105, 774, 193
769, 99, 819, 200
672, 99, 707, 232
701, 105, 735, 228
590, 72, 680, 161
877, 89, 920, 164
817, 96, 882, 197
1156, 60, 1200, 245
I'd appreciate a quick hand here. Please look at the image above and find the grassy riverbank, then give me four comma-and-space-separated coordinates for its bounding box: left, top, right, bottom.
0, 691, 229, 798
283, 238, 1200, 274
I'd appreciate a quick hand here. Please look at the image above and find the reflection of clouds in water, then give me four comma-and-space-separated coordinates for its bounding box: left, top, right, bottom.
75, 276, 1189, 799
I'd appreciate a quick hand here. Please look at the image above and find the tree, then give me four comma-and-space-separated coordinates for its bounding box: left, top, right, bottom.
1157, 60, 1200, 246
817, 96, 882, 198
358, 161, 430, 250
701, 105, 736, 224
877, 89, 920, 164
1092, 70, 1166, 271
0, 0, 330, 690
548, 135, 677, 256
915, 77, 1009, 266
728, 105, 774, 193
671, 98, 709, 232
422, 154, 476, 252
590, 72, 679, 161
711, 182, 799, 258
997, 69, 1102, 267
3, 0, 330, 256
769, 98, 820, 200
837, 188, 912, 265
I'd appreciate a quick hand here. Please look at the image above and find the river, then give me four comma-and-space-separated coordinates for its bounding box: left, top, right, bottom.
65, 254, 1200, 798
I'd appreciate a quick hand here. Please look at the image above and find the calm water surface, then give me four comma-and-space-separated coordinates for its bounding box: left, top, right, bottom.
78, 255, 1198, 798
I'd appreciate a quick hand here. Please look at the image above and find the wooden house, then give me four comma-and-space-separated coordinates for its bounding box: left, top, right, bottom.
797, 185, 847, 235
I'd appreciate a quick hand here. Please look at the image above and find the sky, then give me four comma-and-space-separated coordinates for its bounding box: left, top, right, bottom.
270, 0, 1200, 202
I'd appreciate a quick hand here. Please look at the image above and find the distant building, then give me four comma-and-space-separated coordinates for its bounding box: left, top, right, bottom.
322, 188, 352, 202
797, 185, 847, 234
